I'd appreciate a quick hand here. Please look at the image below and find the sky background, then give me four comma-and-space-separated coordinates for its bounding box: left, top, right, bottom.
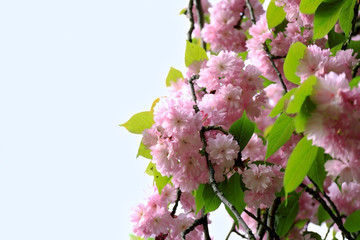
0, 0, 331, 239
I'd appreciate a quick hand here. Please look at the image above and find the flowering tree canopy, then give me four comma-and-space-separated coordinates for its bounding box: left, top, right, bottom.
121, 0, 360, 239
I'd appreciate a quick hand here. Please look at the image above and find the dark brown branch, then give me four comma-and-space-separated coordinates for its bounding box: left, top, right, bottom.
258, 209, 268, 240
308, 178, 341, 220
194, 0, 206, 49
263, 43, 288, 93
324, 222, 335, 240
201, 210, 211, 240
245, 0, 256, 24
181, 214, 208, 240
267, 197, 281, 240
300, 183, 354, 240
188, 76, 256, 240
341, 2, 359, 50
187, 0, 195, 42
203, 126, 229, 135
244, 209, 280, 240
170, 188, 182, 217
352, 60, 360, 78
200, 127, 256, 240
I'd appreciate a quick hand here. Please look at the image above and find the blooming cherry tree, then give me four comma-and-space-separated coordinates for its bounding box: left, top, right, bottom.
122, 0, 360, 239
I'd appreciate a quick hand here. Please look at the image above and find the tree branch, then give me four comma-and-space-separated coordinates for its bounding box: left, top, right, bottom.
300, 183, 354, 240
170, 188, 182, 218
308, 178, 341, 220
244, 208, 280, 240
188, 75, 256, 240
201, 209, 211, 240
267, 197, 281, 240
263, 42, 288, 93
352, 60, 360, 78
187, 0, 195, 42
341, 2, 359, 50
245, 0, 256, 24
194, 0, 206, 49
181, 214, 208, 240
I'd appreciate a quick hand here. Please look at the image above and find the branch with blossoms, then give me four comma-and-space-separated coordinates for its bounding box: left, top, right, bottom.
123, 0, 360, 239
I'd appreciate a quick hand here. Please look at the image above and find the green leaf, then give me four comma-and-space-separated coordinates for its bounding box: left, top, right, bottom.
195, 184, 205, 214
328, 28, 346, 48
238, 51, 248, 61
261, 76, 276, 88
276, 195, 299, 236
344, 209, 360, 232
308, 148, 326, 192
229, 112, 255, 151
202, 183, 221, 213
153, 167, 171, 194
145, 162, 171, 194
317, 204, 331, 224
303, 232, 322, 240
137, 140, 152, 159
284, 41, 307, 85
166, 67, 184, 87
284, 137, 319, 195
299, 0, 323, 14
221, 173, 246, 213
266, 114, 295, 159
220, 173, 245, 227
274, 19, 288, 34
349, 76, 360, 89
313, 1, 345, 40
286, 76, 317, 114
129, 234, 145, 240
269, 88, 297, 117
294, 96, 316, 133
185, 40, 208, 67
349, 40, 360, 58
339, 0, 356, 36
266, 0, 286, 29
145, 162, 155, 176
120, 111, 154, 134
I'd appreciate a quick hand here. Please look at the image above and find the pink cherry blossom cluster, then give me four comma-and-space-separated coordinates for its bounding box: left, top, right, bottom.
143, 50, 266, 192
201, 0, 264, 53
127, 0, 360, 238
131, 184, 205, 239
242, 164, 283, 208
297, 45, 357, 82
246, 0, 316, 86
305, 72, 360, 172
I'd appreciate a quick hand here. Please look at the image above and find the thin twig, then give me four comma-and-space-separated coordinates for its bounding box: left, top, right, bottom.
257, 209, 268, 240
203, 126, 229, 135
225, 222, 236, 240
341, 2, 359, 50
170, 188, 182, 217
187, 0, 195, 42
263, 43, 288, 93
194, 0, 207, 49
324, 222, 335, 240
267, 197, 281, 240
308, 178, 341, 219
201, 209, 211, 240
352, 60, 360, 78
181, 214, 208, 240
244, 209, 280, 240
245, 0, 256, 24
300, 183, 354, 240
